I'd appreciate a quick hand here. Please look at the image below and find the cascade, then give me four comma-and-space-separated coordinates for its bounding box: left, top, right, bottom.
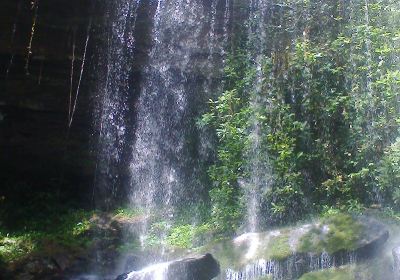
242, 0, 272, 233
95, 0, 142, 207
226, 259, 281, 280
128, 0, 227, 248
95, 0, 288, 278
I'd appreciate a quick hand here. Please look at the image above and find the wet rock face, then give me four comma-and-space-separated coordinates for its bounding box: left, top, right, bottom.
118, 254, 220, 280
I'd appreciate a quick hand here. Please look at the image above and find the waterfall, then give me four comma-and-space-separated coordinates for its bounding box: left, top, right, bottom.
129, 0, 226, 248
242, 0, 272, 233
226, 259, 281, 280
94, 0, 230, 271
95, 0, 141, 208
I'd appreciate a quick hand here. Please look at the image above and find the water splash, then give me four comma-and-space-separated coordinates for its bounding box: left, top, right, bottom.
125, 261, 170, 280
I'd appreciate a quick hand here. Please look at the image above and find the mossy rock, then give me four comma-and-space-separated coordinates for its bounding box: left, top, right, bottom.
298, 213, 363, 254
268, 234, 291, 261
204, 213, 388, 279
299, 266, 354, 280
211, 231, 296, 269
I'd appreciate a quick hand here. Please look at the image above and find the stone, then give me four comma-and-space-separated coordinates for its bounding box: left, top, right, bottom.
166, 253, 220, 280
117, 253, 220, 280
206, 214, 389, 280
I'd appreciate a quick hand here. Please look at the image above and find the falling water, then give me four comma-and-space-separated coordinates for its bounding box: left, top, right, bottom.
129, 0, 226, 249
226, 259, 281, 280
124, 261, 170, 280
95, 0, 141, 207
242, 0, 272, 234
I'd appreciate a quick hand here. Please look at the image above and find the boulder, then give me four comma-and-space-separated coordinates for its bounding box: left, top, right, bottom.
117, 253, 220, 280
206, 214, 389, 280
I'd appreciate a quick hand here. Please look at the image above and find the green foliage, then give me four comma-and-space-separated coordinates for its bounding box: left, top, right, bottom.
0, 210, 94, 263
167, 223, 212, 249
144, 220, 214, 250
0, 232, 36, 263
167, 225, 194, 249
377, 138, 400, 208
145, 221, 169, 247
201, 52, 254, 233
201, 0, 400, 232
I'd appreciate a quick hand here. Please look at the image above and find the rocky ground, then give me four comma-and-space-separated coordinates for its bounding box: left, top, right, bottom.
1, 211, 400, 280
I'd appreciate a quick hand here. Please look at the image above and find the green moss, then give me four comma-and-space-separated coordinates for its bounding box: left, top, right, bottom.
299, 267, 354, 280
267, 234, 292, 261
298, 213, 363, 254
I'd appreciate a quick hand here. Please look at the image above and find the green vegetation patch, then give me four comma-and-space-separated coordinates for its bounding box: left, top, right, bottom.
144, 220, 214, 250
298, 213, 363, 254
0, 232, 36, 262
0, 209, 94, 263
299, 267, 354, 280
114, 207, 144, 219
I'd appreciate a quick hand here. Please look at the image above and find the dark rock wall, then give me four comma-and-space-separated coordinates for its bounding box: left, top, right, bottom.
0, 0, 100, 210
0, 0, 250, 212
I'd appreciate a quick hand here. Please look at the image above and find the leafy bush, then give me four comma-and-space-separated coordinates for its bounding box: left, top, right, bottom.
0, 210, 94, 263
200, 0, 400, 232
